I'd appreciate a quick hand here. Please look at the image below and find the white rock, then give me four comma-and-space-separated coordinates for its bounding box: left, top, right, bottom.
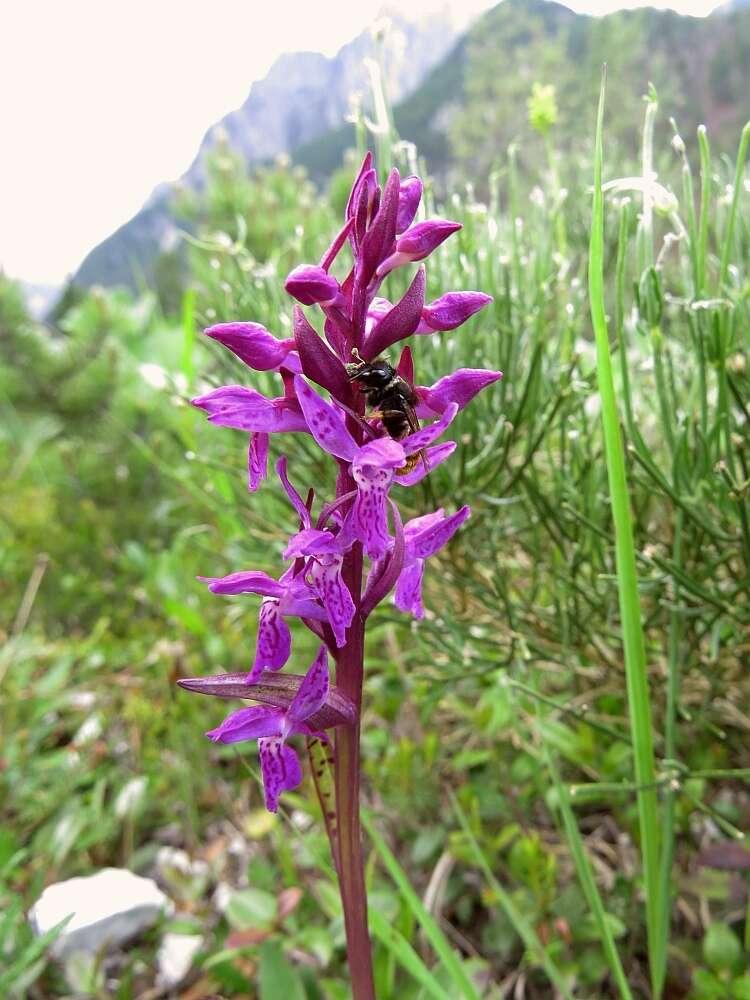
156, 933, 203, 987
29, 868, 172, 957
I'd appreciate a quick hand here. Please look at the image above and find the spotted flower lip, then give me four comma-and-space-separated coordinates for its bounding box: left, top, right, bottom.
295, 374, 459, 558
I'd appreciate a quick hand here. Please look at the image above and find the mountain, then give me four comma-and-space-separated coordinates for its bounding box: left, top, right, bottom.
71, 0, 750, 297
294, 0, 750, 182
72, 10, 464, 293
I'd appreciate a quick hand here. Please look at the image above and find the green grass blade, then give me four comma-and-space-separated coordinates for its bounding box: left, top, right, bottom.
450, 794, 574, 1000
367, 908, 454, 1000
181, 286, 196, 387
543, 746, 635, 1000
696, 125, 711, 296
588, 68, 662, 997
363, 812, 481, 1000
719, 121, 750, 290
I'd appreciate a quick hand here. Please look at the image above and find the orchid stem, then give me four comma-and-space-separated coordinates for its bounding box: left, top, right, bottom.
333, 531, 376, 999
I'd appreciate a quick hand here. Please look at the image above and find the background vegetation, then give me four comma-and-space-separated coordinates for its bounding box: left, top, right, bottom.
2, 55, 749, 1000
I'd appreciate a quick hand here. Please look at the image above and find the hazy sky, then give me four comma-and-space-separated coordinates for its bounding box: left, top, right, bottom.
1, 0, 722, 286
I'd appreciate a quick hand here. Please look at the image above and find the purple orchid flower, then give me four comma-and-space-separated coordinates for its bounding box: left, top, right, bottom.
205, 646, 333, 812
193, 378, 309, 493
392, 506, 471, 618
199, 567, 326, 683
181, 157, 501, 999
294, 374, 459, 558
200, 323, 303, 491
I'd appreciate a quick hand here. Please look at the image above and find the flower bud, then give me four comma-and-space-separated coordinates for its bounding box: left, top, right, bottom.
285, 265, 344, 307
396, 175, 423, 234
417, 291, 493, 333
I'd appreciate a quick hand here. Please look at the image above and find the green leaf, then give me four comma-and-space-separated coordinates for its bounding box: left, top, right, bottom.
258, 941, 307, 1000
225, 888, 277, 929
703, 922, 742, 975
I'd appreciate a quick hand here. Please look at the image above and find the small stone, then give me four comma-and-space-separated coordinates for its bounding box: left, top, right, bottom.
156, 933, 203, 987
29, 868, 172, 957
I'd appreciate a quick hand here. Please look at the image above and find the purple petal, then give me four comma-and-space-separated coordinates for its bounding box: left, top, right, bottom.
204, 322, 300, 372
351, 438, 404, 559
276, 456, 311, 528
361, 498, 405, 617
365, 297, 392, 337
199, 570, 286, 598
284, 528, 340, 559
310, 555, 355, 647
192, 385, 308, 433
395, 442, 457, 486
403, 509, 446, 539
407, 505, 471, 560
418, 292, 493, 333
418, 368, 503, 417
178, 670, 355, 729
248, 599, 292, 682
294, 376, 357, 461
248, 433, 269, 492
285, 265, 343, 307
396, 345, 414, 385
288, 645, 330, 723
280, 569, 328, 620
364, 266, 426, 360
401, 402, 458, 455
320, 217, 355, 271
358, 168, 400, 289
259, 737, 303, 812
293, 307, 352, 404
345, 151, 374, 221
396, 175, 423, 234
394, 559, 426, 619
206, 704, 283, 743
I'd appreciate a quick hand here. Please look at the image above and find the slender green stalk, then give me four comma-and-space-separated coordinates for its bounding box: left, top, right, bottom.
588, 69, 662, 998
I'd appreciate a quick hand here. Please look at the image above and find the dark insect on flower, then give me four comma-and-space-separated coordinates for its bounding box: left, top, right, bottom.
345, 348, 425, 474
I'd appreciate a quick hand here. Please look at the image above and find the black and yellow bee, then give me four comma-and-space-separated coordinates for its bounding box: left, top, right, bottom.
345, 348, 425, 474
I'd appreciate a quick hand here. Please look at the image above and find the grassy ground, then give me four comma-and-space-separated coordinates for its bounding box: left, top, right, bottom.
1, 82, 749, 998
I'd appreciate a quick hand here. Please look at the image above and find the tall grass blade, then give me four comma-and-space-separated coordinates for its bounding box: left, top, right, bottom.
587, 67, 663, 997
